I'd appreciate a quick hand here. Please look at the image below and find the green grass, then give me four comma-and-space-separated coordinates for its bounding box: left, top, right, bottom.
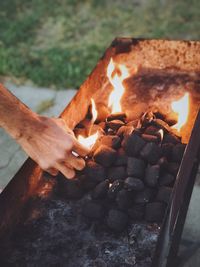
0, 0, 200, 89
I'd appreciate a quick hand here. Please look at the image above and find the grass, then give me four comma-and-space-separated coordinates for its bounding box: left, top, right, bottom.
0, 0, 200, 89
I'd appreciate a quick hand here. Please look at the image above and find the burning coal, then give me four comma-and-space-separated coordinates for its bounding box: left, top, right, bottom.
56, 59, 190, 233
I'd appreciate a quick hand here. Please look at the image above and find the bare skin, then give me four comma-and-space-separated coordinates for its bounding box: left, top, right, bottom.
0, 84, 89, 178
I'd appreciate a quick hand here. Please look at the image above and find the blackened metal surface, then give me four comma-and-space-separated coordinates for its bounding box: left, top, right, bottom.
0, 194, 160, 267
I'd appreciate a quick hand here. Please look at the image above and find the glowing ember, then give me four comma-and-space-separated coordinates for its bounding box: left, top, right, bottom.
171, 93, 189, 132
78, 132, 99, 149
107, 58, 129, 113
158, 129, 164, 142
77, 98, 99, 149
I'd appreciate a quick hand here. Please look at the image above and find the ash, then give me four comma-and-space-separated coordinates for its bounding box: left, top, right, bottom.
0, 195, 159, 267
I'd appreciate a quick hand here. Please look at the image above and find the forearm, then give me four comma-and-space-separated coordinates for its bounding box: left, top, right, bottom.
0, 84, 40, 140
0, 83, 88, 178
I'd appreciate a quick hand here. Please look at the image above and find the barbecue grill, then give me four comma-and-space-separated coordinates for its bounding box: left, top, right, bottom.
0, 38, 200, 267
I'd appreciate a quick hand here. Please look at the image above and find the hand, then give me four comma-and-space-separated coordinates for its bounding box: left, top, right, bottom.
18, 116, 89, 179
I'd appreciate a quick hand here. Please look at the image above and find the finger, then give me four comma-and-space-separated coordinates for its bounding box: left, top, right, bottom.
56, 163, 75, 179
46, 168, 59, 176
72, 138, 90, 157
64, 153, 85, 171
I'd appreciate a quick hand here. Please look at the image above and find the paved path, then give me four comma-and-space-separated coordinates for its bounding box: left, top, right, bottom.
0, 82, 200, 266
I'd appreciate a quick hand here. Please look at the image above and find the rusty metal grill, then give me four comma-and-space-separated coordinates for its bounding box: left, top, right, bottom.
0, 38, 200, 267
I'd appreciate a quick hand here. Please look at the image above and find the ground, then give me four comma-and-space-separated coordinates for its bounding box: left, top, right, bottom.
0, 0, 200, 89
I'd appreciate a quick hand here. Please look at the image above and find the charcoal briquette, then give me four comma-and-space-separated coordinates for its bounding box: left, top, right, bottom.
145, 202, 166, 222
128, 204, 145, 220
93, 145, 117, 167
82, 201, 104, 220
117, 125, 134, 138
164, 112, 178, 126
107, 209, 128, 232
92, 135, 116, 153
91, 180, 109, 199
141, 134, 158, 143
163, 133, 181, 144
144, 165, 160, 187
107, 112, 126, 122
153, 110, 178, 126
126, 119, 139, 128
140, 142, 162, 164
134, 188, 155, 204
144, 125, 160, 135
85, 161, 106, 182
127, 157, 146, 178
116, 189, 133, 210
122, 132, 146, 157
114, 148, 127, 166
153, 110, 166, 120
159, 173, 175, 186
172, 143, 186, 162
124, 177, 144, 191
99, 135, 121, 149
107, 179, 124, 200
80, 175, 98, 191
161, 143, 173, 159
106, 120, 125, 131
108, 166, 127, 182
156, 186, 172, 204
152, 118, 172, 133
166, 162, 180, 176
158, 157, 168, 169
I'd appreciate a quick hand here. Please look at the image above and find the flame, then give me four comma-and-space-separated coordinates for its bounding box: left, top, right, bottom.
158, 129, 164, 142
78, 132, 99, 149
77, 98, 99, 149
107, 58, 129, 113
88, 98, 98, 136
91, 98, 97, 123
171, 93, 189, 132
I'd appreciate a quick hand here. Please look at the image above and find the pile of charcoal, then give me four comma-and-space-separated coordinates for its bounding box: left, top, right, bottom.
56, 109, 186, 232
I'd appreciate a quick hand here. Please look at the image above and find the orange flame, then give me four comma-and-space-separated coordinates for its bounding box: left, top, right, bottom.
77, 98, 99, 149
91, 98, 97, 123
107, 58, 129, 113
171, 93, 189, 132
158, 129, 164, 141
78, 132, 99, 149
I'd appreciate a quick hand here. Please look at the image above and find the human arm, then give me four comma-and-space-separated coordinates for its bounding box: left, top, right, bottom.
0, 84, 89, 178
